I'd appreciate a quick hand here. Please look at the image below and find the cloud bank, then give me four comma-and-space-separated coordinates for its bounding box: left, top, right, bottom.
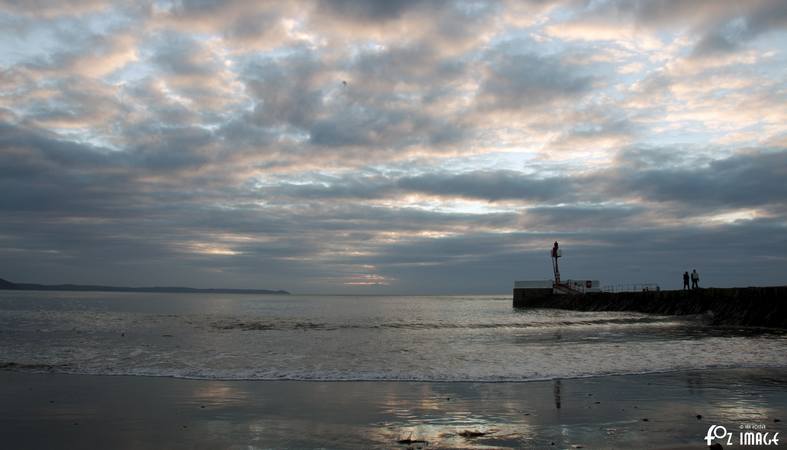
1, 0, 786, 293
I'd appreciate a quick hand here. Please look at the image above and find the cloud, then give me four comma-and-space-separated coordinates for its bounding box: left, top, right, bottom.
144, 31, 239, 110
236, 43, 471, 160
476, 50, 594, 111
547, 0, 787, 58
608, 148, 787, 211
309, 0, 496, 51
521, 205, 646, 231
1, 0, 786, 292
18, 76, 125, 129
315, 0, 438, 22
241, 49, 327, 128
398, 171, 573, 202
0, 0, 110, 18
262, 169, 575, 204
21, 29, 139, 78
690, 29, 740, 58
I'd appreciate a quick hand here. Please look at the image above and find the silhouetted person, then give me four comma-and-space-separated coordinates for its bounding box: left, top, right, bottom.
691, 269, 699, 289
683, 271, 690, 290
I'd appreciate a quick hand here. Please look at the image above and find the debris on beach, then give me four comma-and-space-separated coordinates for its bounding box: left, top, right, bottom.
397, 438, 428, 445
0, 362, 63, 373
397, 433, 428, 445
458, 430, 487, 438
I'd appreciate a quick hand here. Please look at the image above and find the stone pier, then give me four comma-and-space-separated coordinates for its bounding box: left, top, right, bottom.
512, 286, 787, 328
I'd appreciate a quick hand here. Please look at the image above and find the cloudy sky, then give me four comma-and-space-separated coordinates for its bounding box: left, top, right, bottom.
1, 0, 786, 294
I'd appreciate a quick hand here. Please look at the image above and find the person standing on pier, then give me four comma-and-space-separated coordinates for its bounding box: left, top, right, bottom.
683, 271, 690, 290
691, 269, 700, 289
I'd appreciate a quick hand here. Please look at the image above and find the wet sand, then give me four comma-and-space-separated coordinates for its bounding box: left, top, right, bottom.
0, 368, 784, 449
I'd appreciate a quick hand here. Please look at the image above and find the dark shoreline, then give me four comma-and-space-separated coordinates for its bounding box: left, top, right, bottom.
1, 368, 784, 449
0, 277, 289, 295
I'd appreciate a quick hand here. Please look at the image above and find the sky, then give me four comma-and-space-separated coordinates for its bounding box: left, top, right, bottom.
1, 0, 786, 294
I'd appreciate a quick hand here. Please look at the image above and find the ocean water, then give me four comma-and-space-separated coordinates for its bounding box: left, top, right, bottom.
0, 291, 785, 381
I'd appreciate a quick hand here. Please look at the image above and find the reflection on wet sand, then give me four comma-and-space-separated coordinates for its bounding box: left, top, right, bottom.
0, 368, 784, 449
365, 370, 787, 448
190, 382, 249, 406
371, 383, 537, 448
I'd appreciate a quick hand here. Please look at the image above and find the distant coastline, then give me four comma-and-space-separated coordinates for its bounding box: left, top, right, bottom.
0, 277, 289, 295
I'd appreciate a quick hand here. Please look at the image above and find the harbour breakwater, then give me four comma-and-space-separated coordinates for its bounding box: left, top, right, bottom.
513, 286, 787, 328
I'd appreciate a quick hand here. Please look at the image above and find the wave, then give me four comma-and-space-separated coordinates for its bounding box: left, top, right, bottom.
210, 316, 687, 331
0, 362, 65, 372
1, 360, 784, 383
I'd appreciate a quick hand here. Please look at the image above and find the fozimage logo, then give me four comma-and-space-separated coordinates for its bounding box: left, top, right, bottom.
705, 424, 780, 446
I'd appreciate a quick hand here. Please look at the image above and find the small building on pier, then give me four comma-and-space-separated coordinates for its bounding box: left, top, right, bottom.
513, 279, 601, 307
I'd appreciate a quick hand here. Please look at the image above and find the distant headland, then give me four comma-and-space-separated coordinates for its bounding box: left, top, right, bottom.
0, 277, 289, 295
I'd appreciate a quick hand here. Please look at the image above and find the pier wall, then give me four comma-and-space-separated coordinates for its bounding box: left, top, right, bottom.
513, 288, 553, 308
512, 286, 787, 328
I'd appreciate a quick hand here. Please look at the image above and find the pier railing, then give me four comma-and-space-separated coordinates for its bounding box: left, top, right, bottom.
602, 283, 660, 293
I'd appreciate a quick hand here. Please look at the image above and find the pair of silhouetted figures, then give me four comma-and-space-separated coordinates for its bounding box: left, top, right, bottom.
683, 269, 700, 290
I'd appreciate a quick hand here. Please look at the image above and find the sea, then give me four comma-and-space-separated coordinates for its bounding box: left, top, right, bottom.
1, 291, 785, 382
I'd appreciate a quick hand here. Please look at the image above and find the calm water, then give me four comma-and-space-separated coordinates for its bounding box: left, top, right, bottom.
0, 291, 785, 381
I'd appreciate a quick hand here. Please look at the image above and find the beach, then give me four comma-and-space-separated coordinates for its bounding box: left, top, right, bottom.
1, 368, 784, 449
1, 291, 785, 448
